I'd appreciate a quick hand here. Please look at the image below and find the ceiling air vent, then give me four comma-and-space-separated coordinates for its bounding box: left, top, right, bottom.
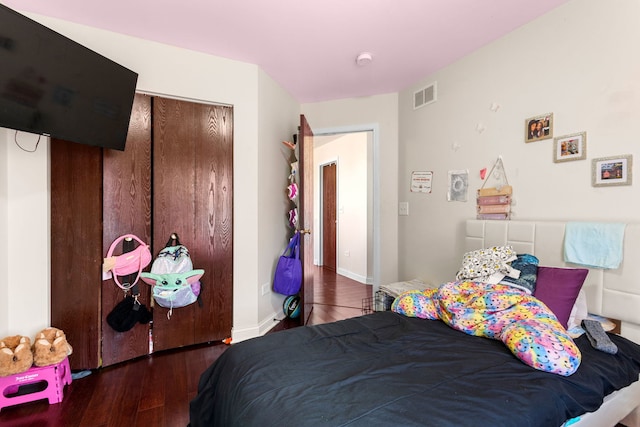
413, 82, 437, 110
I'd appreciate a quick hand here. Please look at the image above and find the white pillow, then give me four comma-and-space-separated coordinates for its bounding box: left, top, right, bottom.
566, 290, 617, 338
567, 289, 588, 331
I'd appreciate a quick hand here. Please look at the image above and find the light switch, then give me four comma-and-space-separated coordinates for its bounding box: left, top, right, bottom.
399, 202, 409, 216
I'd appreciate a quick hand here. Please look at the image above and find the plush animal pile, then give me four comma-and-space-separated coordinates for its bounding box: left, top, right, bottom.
0, 327, 72, 377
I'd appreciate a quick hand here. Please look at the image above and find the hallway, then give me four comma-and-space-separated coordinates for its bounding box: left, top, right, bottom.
307, 266, 373, 325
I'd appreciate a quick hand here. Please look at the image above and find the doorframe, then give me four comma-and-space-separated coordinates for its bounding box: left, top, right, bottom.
314, 124, 380, 289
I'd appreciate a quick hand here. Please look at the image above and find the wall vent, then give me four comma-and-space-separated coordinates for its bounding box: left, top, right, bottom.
413, 82, 437, 110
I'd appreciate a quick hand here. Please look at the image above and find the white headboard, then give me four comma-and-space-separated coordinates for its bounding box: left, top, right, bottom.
465, 220, 640, 344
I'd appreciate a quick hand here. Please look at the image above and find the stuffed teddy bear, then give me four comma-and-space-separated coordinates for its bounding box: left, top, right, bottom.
0, 335, 33, 377
32, 327, 73, 367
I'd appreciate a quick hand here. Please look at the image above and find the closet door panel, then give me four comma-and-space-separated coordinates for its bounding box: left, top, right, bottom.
152, 98, 233, 351
101, 93, 153, 366
50, 140, 103, 370
152, 97, 198, 350
193, 104, 233, 343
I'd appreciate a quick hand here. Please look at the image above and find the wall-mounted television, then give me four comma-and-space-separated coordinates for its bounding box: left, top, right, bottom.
0, 5, 138, 151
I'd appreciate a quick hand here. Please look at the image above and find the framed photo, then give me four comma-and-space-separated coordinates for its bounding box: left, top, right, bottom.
553, 132, 586, 163
525, 113, 553, 143
592, 155, 633, 187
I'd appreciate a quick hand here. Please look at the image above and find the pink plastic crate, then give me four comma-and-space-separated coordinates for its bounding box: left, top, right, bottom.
0, 357, 72, 411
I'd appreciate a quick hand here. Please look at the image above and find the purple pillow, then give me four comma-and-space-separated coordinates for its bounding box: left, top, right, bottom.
533, 266, 589, 328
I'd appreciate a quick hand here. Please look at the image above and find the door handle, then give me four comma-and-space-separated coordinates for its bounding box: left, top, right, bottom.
299, 229, 311, 235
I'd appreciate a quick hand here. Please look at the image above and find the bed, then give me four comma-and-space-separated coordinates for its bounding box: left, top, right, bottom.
189, 220, 640, 427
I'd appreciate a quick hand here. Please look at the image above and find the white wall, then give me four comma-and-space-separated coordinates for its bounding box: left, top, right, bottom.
0, 131, 6, 334
398, 0, 640, 286
302, 93, 399, 289
253, 69, 300, 339
0, 130, 49, 338
0, 13, 299, 341
314, 133, 370, 283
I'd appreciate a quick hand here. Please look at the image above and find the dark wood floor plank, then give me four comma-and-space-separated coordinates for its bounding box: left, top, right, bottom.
107, 363, 147, 427
137, 355, 168, 411
163, 350, 190, 427
0, 267, 366, 426
79, 365, 126, 426
53, 371, 97, 427
135, 407, 164, 427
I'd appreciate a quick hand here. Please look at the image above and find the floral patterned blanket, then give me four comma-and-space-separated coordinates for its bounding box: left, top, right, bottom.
392, 281, 581, 376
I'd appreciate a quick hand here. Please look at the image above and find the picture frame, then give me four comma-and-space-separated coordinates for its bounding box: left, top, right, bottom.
592, 155, 633, 187
553, 132, 586, 163
524, 113, 553, 143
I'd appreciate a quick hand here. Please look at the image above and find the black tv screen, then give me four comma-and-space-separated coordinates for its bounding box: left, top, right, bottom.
0, 5, 138, 151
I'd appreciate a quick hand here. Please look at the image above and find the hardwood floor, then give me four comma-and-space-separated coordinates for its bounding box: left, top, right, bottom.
0, 267, 371, 427
308, 266, 372, 325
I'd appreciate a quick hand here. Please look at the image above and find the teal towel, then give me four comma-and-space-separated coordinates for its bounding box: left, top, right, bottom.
564, 222, 626, 269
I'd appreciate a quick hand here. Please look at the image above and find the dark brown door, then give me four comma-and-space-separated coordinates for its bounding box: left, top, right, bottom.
151, 98, 233, 351
51, 141, 103, 370
101, 93, 152, 366
298, 115, 314, 325
322, 163, 337, 271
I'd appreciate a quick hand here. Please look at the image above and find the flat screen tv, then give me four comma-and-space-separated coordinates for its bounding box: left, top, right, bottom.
0, 5, 138, 151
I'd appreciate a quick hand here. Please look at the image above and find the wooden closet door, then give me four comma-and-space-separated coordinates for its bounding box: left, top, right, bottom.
51, 140, 103, 370
152, 98, 233, 351
101, 93, 153, 366
193, 103, 233, 344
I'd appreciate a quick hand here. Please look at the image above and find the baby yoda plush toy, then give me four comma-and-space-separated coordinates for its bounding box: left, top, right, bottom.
0, 335, 33, 377
32, 327, 73, 367
141, 269, 204, 318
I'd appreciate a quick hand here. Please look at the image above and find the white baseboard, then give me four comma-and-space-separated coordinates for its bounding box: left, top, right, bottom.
336, 268, 372, 285
231, 310, 284, 344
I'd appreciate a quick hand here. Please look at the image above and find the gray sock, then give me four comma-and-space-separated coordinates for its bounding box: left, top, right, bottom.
582, 319, 618, 354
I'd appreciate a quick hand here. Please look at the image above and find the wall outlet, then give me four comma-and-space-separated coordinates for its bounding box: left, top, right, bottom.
345, 251, 350, 257
261, 282, 270, 296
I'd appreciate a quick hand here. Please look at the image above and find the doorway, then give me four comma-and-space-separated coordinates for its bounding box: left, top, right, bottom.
322, 162, 337, 271
314, 130, 373, 285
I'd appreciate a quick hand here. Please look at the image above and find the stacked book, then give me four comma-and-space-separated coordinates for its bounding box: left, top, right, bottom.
477, 185, 512, 220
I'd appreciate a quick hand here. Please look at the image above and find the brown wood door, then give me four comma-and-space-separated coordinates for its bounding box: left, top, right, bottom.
322, 163, 337, 271
298, 115, 314, 325
101, 93, 153, 366
151, 98, 233, 351
51, 140, 103, 370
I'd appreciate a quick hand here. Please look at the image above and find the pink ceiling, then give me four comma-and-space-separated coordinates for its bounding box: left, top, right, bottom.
3, 0, 571, 103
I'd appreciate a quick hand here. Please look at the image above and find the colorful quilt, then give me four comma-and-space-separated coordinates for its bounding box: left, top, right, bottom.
392, 281, 581, 376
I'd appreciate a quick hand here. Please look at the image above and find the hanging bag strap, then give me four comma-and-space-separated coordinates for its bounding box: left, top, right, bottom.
121, 238, 139, 295
165, 232, 181, 247
293, 231, 300, 260
283, 231, 300, 259
106, 234, 150, 291
106, 234, 148, 258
